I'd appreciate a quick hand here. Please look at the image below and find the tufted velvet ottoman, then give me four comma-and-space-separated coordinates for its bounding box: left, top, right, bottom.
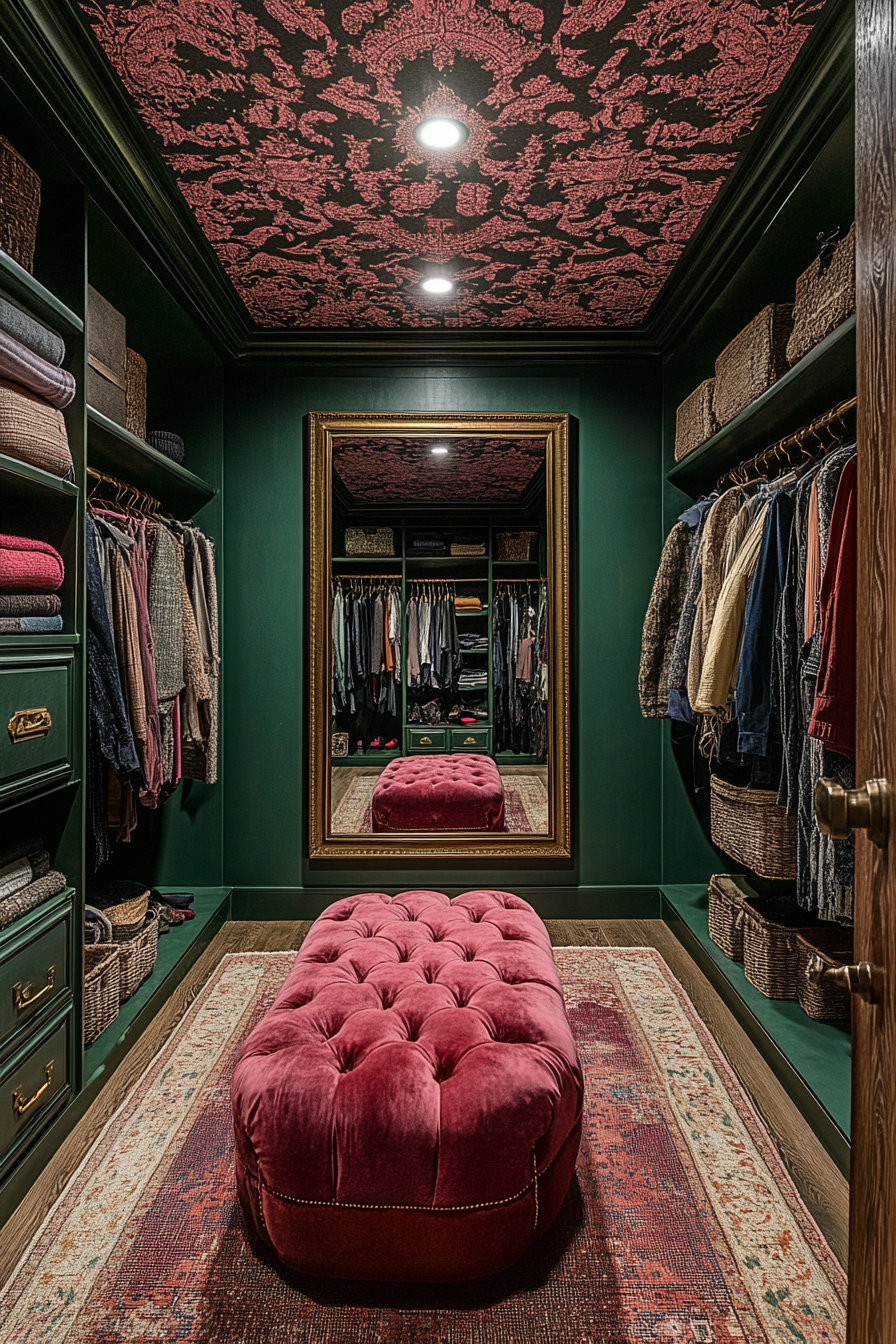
231, 889, 583, 1282
371, 754, 505, 832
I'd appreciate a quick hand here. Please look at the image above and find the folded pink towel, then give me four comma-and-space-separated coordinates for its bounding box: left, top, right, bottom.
0, 327, 75, 409
0, 533, 64, 593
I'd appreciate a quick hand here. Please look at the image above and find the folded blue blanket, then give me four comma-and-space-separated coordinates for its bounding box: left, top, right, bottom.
0, 615, 64, 633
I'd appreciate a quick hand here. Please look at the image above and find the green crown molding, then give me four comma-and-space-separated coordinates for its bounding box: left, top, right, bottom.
2, 0, 854, 366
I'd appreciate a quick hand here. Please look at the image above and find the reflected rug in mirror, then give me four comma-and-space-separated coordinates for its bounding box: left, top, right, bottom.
331, 771, 549, 833
1, 949, 846, 1342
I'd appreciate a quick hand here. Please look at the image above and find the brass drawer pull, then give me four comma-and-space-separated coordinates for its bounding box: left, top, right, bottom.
8, 708, 52, 744
463, 736, 477, 745
12, 1060, 54, 1117
13, 966, 55, 1013
419, 736, 433, 745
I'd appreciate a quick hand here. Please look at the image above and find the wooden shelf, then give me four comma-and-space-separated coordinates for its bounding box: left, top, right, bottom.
87, 407, 216, 513
0, 250, 83, 336
0, 634, 80, 647
0, 452, 79, 500
667, 315, 856, 496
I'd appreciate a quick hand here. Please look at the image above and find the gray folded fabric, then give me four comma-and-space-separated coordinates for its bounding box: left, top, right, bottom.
0, 594, 61, 616
0, 870, 67, 931
0, 835, 42, 870
0, 327, 75, 409
0, 615, 64, 632
0, 858, 32, 900
0, 294, 65, 367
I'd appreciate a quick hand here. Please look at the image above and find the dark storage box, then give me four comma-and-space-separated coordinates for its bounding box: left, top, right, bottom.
87, 285, 127, 426
0, 135, 40, 273
713, 303, 794, 428
787, 225, 856, 366
125, 347, 147, 440
675, 378, 717, 461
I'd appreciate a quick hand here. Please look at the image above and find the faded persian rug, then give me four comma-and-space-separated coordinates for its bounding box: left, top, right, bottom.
332, 772, 548, 833
1, 949, 846, 1343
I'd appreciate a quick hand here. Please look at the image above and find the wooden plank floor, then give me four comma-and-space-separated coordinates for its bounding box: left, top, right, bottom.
0, 917, 848, 1284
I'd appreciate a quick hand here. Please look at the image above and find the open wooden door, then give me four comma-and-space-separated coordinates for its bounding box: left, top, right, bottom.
848, 2, 896, 1338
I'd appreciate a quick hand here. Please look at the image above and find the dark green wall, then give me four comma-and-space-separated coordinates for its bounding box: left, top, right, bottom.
222, 360, 664, 907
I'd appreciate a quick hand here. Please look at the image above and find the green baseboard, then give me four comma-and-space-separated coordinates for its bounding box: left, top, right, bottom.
230, 886, 662, 921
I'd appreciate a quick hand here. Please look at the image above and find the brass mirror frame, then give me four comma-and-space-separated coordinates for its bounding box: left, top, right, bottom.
308, 411, 571, 859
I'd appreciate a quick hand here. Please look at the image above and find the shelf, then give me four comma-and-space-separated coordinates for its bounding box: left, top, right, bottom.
333, 751, 401, 766
87, 406, 216, 514
332, 556, 401, 564
667, 315, 856, 496
405, 557, 488, 568
0, 452, 79, 500
661, 884, 850, 1176
493, 560, 539, 568
0, 249, 83, 336
83, 887, 232, 1083
0, 634, 80, 647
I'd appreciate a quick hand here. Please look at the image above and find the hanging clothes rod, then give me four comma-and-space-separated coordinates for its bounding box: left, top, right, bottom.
87, 465, 166, 516
715, 396, 856, 492
332, 573, 401, 579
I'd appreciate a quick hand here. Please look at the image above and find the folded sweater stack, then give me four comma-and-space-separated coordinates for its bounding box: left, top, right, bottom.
0, 534, 65, 632
0, 835, 66, 931
0, 294, 74, 479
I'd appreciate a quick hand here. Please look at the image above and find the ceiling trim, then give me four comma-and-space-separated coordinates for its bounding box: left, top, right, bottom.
2, 0, 854, 366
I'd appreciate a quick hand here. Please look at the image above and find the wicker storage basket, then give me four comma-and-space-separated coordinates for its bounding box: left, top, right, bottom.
796, 925, 855, 1020
787, 225, 856, 367
674, 378, 718, 461
83, 944, 120, 1045
0, 379, 73, 478
0, 135, 41, 272
707, 874, 755, 961
89, 880, 149, 941
87, 286, 127, 426
113, 906, 160, 1002
125, 348, 147, 440
741, 896, 821, 999
709, 775, 797, 880
147, 430, 185, 464
496, 531, 538, 561
345, 527, 394, 556
713, 304, 794, 428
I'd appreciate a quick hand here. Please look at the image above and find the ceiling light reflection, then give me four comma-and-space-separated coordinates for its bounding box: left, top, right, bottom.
413, 118, 468, 150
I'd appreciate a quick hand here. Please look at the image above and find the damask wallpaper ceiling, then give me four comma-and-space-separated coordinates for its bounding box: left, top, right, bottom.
79, 0, 825, 330
332, 436, 545, 502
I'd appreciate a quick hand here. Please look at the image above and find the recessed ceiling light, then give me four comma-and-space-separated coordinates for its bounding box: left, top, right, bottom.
421, 277, 453, 295
413, 117, 469, 151
431, 446, 449, 455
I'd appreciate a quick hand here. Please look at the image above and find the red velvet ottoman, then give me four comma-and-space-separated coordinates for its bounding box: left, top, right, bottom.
371, 754, 505, 832
231, 889, 583, 1282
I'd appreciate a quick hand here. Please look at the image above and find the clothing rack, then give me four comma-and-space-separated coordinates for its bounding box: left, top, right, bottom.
715, 397, 856, 493
87, 465, 168, 517
332, 573, 401, 580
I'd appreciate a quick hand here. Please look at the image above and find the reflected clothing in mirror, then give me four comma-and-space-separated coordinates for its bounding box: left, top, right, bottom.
493, 581, 548, 756
332, 579, 402, 748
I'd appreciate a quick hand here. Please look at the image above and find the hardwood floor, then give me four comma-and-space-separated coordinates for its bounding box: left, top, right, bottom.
0, 917, 848, 1284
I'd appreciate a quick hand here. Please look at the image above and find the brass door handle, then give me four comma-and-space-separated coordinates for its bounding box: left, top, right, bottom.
8, 708, 52, 744
814, 776, 891, 848
463, 737, 477, 745
806, 956, 878, 1003
13, 966, 55, 1013
12, 1060, 54, 1117
419, 736, 432, 745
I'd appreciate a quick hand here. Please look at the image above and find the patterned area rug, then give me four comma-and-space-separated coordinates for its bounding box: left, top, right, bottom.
1, 949, 846, 1342
332, 772, 549, 833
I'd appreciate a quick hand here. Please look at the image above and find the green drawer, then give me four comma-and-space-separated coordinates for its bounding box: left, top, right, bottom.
406, 727, 447, 753
0, 899, 70, 1054
0, 1011, 70, 1168
0, 653, 73, 802
451, 726, 492, 753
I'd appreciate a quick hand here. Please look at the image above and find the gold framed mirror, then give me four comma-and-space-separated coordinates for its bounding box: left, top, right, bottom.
308, 412, 570, 859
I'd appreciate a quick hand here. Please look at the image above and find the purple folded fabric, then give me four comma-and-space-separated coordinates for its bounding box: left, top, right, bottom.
0, 327, 76, 409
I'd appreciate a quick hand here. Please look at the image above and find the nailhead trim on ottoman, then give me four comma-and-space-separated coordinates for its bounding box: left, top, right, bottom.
372, 754, 506, 832
231, 889, 583, 1281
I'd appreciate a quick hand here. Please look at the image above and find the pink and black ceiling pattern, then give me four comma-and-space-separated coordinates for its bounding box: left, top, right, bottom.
80, 0, 825, 330
332, 436, 545, 501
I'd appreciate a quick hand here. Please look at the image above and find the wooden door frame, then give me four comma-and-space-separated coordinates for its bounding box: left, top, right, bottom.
851, 2, 896, 1339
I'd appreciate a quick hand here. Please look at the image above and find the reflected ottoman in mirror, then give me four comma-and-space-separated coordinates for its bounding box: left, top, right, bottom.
309, 413, 570, 859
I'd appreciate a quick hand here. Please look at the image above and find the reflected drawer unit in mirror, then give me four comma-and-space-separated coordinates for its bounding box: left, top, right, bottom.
309, 412, 570, 859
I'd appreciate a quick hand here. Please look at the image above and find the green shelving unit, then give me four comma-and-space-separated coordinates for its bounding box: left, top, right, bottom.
87, 407, 216, 514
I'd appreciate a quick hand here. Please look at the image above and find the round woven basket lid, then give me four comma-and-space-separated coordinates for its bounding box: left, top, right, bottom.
87, 879, 149, 925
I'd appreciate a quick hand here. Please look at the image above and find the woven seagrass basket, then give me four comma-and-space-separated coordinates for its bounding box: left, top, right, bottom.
796, 925, 855, 1020
113, 906, 160, 1003
707, 874, 754, 961
496, 531, 538, 561
125, 348, 147, 440
713, 304, 794, 428
147, 430, 185, 464
741, 896, 821, 999
83, 944, 120, 1044
0, 135, 41, 272
345, 527, 394, 556
674, 378, 717, 461
89, 879, 150, 941
709, 775, 797, 880
787, 225, 856, 367
0, 379, 73, 478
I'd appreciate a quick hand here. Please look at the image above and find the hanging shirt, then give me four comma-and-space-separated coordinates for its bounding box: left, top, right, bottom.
693, 501, 769, 717
808, 455, 857, 758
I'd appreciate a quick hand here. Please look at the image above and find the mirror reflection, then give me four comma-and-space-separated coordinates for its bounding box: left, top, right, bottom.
329, 433, 550, 837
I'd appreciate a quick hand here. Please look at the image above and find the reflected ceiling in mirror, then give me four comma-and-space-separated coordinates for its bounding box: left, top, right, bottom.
332, 436, 546, 503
